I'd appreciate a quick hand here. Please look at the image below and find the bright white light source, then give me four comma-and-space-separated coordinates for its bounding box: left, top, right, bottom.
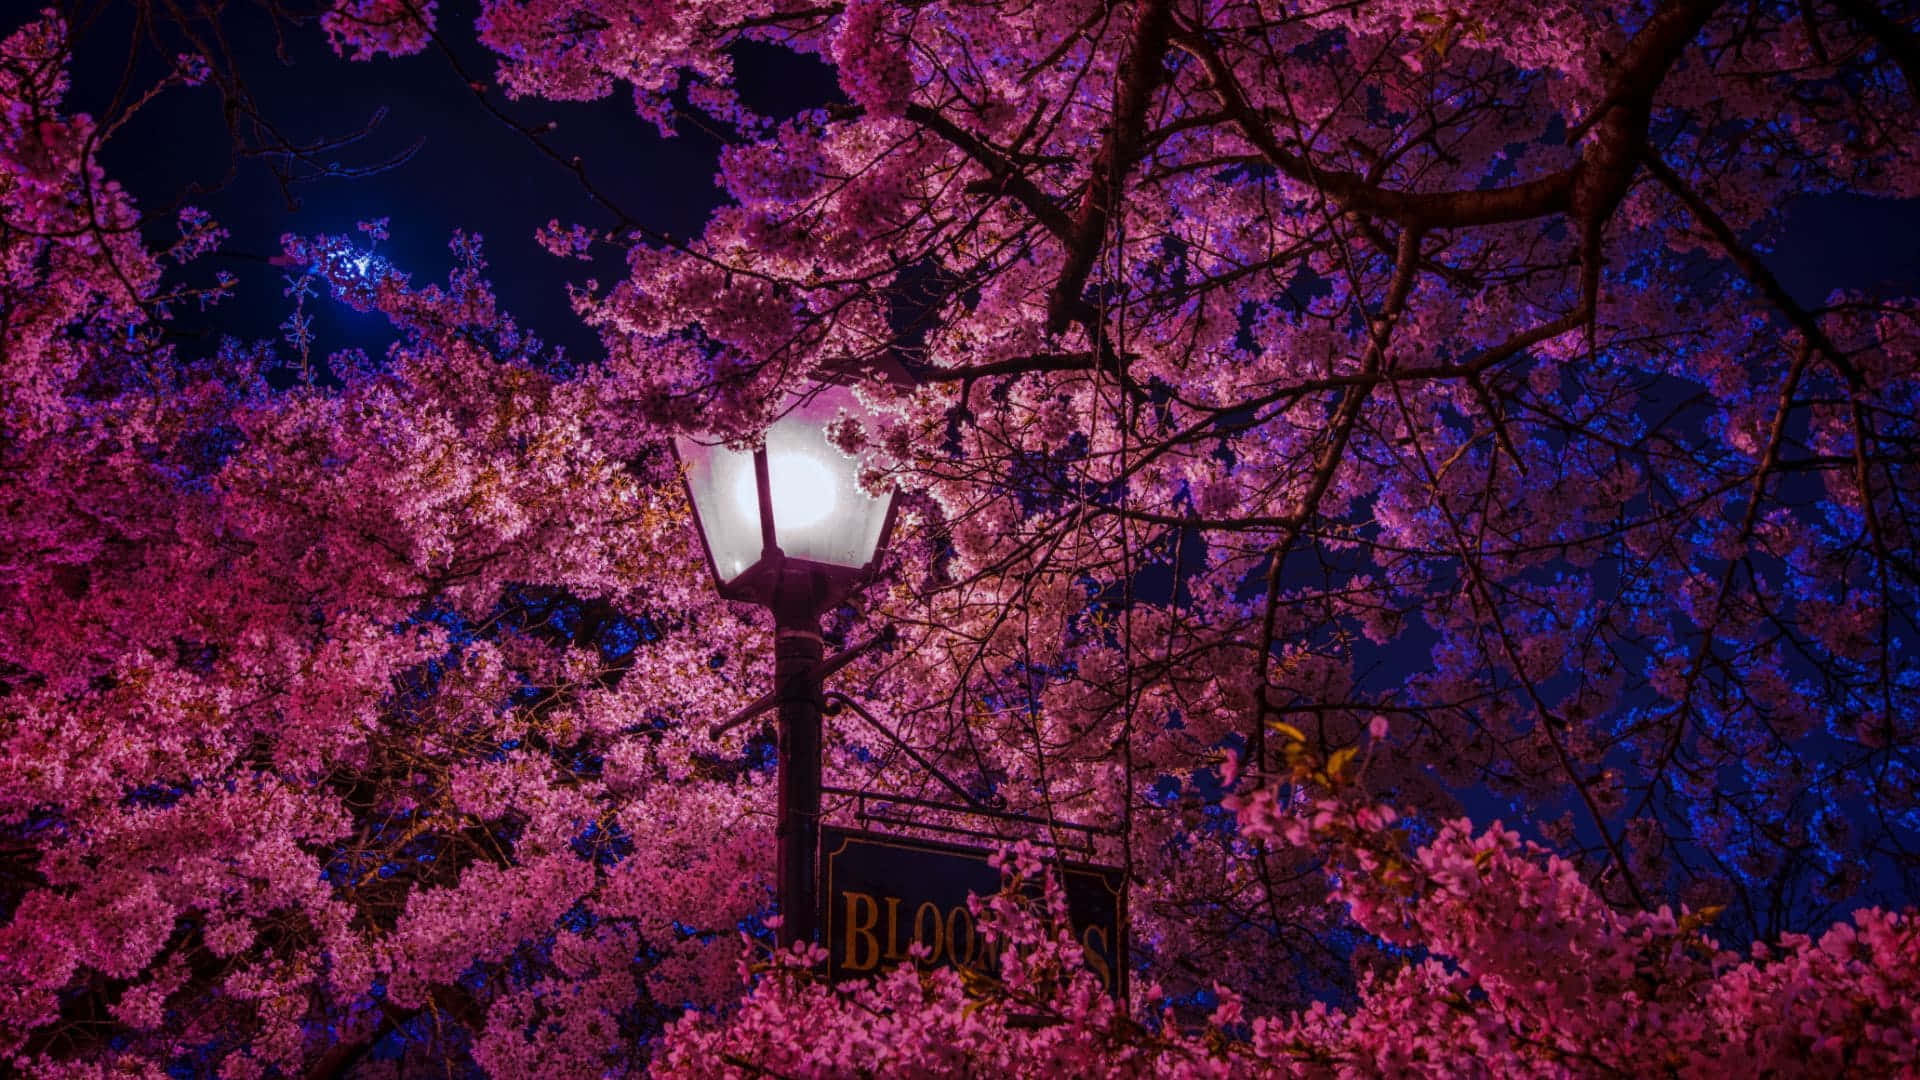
733, 451, 837, 533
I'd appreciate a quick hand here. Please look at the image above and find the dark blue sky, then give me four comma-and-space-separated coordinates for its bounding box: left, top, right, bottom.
31, 3, 839, 366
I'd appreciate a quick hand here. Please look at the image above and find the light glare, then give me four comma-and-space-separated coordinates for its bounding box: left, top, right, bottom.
734, 451, 837, 533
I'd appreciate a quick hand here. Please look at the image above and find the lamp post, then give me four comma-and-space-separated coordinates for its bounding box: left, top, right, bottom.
674, 382, 897, 949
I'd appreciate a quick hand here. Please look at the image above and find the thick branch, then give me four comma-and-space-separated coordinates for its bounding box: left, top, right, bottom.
1175, 33, 1575, 229
1045, 0, 1177, 333
1567, 0, 1726, 321
1179, 0, 1725, 241
905, 104, 1075, 240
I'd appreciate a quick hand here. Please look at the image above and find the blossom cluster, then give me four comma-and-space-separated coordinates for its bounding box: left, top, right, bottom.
3, 0, 1918, 1073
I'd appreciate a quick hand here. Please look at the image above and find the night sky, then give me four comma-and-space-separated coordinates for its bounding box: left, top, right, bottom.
26, 2, 840, 369
20, 3, 1919, 377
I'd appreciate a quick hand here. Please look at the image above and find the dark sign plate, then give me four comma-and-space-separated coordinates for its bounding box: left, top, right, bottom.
820, 827, 1125, 996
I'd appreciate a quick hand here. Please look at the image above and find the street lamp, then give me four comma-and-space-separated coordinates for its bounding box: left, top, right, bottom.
674, 380, 897, 950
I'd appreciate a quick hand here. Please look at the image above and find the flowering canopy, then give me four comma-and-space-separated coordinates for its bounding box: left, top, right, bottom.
1, 0, 1917, 1075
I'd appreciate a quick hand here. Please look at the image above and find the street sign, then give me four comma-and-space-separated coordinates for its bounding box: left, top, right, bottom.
820, 827, 1126, 996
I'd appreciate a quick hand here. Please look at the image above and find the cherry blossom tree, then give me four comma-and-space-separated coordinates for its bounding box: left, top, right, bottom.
2, 0, 1917, 1074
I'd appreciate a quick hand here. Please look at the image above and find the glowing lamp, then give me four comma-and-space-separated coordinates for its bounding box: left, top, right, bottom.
674, 381, 896, 614
673, 379, 899, 950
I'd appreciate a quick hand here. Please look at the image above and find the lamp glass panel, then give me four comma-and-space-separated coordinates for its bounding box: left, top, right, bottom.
674, 435, 763, 585
764, 383, 892, 569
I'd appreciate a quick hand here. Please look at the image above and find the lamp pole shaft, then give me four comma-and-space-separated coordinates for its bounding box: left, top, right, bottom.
773, 604, 824, 950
